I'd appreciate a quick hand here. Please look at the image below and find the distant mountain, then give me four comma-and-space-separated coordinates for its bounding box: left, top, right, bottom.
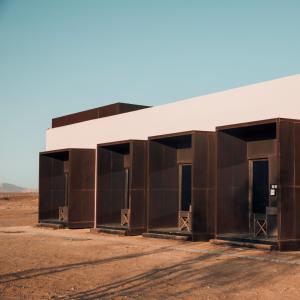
0, 183, 37, 193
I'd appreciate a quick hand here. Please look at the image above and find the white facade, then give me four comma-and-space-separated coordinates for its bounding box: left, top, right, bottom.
46, 74, 300, 151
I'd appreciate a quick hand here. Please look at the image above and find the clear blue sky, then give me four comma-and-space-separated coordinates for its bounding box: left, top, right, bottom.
1, 0, 300, 188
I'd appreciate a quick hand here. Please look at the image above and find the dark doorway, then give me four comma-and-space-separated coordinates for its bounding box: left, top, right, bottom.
64, 173, 69, 206
64, 160, 69, 206
252, 160, 269, 214
124, 168, 130, 209
179, 164, 192, 211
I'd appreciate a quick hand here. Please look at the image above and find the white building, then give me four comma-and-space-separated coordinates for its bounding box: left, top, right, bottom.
46, 74, 300, 151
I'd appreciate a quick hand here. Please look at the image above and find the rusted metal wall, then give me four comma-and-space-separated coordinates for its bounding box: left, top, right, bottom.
148, 139, 178, 229
217, 131, 248, 234
39, 149, 95, 228
68, 149, 95, 228
97, 145, 126, 225
278, 119, 300, 250
130, 141, 147, 229
192, 132, 216, 240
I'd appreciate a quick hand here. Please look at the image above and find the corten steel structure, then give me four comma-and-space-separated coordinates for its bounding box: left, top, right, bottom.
39, 148, 95, 228
146, 131, 216, 241
95, 140, 147, 235
216, 118, 300, 251
52, 102, 150, 128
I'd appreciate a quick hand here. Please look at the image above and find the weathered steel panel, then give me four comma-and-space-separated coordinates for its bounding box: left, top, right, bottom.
279, 120, 295, 187
130, 141, 147, 229
97, 146, 125, 225
247, 140, 277, 159
68, 149, 95, 226
52, 103, 150, 128
39, 154, 53, 220
192, 132, 216, 240
177, 148, 192, 163
148, 139, 178, 229
217, 131, 248, 234
131, 142, 146, 189
278, 120, 300, 244
295, 123, 300, 186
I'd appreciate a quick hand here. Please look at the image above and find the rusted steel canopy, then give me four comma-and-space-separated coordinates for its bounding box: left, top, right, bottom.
148, 131, 216, 241
39, 148, 95, 228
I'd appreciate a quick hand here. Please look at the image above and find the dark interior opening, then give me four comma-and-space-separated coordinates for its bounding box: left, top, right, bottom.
97, 143, 131, 226
124, 168, 130, 209
45, 151, 69, 160
252, 160, 269, 214
180, 164, 192, 211
39, 151, 69, 221
102, 143, 130, 154
64, 173, 69, 206
221, 122, 276, 141
154, 134, 192, 149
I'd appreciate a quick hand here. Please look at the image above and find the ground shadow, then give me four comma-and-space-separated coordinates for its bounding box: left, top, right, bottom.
53, 249, 296, 299
0, 246, 173, 284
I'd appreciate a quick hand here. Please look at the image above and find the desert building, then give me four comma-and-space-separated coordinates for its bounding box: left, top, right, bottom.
40, 75, 300, 250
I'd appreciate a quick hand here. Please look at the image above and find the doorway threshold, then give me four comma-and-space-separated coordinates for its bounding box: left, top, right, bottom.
143, 227, 192, 241
212, 233, 278, 250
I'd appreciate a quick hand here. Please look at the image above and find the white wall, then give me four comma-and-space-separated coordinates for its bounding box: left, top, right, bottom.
46, 74, 300, 151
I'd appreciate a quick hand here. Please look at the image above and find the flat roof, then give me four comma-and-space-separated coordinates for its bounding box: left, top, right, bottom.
46, 74, 300, 150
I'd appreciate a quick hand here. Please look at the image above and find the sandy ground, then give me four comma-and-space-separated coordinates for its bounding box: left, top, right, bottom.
1, 195, 300, 299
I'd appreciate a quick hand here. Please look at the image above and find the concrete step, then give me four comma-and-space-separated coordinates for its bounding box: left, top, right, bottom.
143, 232, 191, 241
90, 227, 127, 236
37, 222, 65, 230
210, 239, 278, 251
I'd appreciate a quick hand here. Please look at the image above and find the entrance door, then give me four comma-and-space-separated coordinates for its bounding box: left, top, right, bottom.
124, 168, 130, 209
64, 173, 69, 206
179, 164, 192, 211
252, 160, 269, 215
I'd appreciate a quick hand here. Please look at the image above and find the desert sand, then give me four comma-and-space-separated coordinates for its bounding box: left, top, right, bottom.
1, 194, 300, 299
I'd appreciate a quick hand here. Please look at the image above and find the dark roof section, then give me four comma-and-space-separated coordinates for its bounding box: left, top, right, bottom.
52, 102, 151, 128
